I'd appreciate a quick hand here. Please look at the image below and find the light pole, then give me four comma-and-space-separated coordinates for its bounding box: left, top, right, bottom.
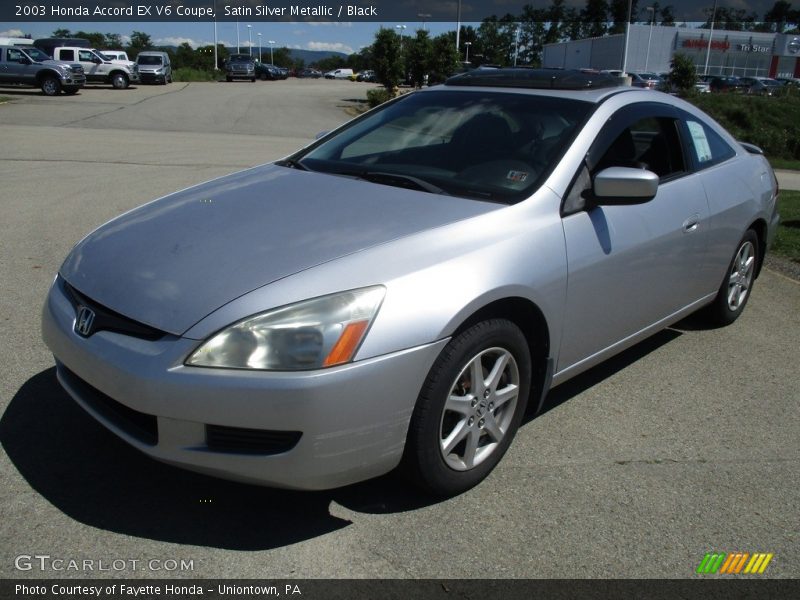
247, 24, 252, 57
257, 33, 262, 62
703, 0, 719, 75
212, 0, 218, 70
456, 0, 462, 51
236, 18, 240, 53
268, 40, 275, 65
417, 13, 431, 32
395, 24, 407, 47
644, 5, 655, 71
621, 0, 633, 74
464, 41, 471, 63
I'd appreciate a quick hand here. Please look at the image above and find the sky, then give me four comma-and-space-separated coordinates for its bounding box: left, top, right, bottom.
0, 21, 462, 55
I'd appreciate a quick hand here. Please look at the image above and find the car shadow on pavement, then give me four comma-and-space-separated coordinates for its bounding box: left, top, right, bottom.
531, 328, 683, 420
0, 368, 440, 549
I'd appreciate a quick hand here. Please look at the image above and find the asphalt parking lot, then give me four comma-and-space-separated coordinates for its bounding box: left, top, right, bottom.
0, 80, 798, 580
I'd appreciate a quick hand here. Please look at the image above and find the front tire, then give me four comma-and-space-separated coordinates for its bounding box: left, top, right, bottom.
40, 76, 61, 96
402, 319, 531, 496
110, 73, 129, 89
705, 230, 759, 326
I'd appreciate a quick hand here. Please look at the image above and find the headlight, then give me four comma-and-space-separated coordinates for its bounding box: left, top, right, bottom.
186, 286, 385, 371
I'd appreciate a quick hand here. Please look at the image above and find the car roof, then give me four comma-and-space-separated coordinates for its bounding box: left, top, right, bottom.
441, 68, 631, 103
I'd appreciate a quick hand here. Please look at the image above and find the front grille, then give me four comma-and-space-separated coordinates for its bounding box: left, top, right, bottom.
59, 364, 158, 446
63, 279, 166, 341
206, 425, 301, 455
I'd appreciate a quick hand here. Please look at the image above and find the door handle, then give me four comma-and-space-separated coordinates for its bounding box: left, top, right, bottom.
682, 214, 700, 233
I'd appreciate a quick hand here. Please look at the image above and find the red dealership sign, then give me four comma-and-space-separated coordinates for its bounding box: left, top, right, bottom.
682, 39, 731, 51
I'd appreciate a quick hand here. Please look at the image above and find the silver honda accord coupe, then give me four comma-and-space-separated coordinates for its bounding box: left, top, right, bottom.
42, 70, 779, 495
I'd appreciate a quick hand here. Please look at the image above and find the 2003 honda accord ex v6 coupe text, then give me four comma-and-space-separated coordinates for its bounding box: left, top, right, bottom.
43, 69, 779, 496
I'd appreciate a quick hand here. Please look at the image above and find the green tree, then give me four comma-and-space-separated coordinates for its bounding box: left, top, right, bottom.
104, 33, 123, 49
429, 33, 460, 84
517, 6, 548, 65
315, 56, 347, 72
52, 28, 71, 37
74, 31, 105, 48
128, 31, 153, 52
609, 0, 640, 34
405, 29, 432, 88
669, 53, 696, 94
271, 47, 292, 68
582, 0, 609, 38
174, 42, 196, 70
372, 27, 404, 90
659, 4, 676, 26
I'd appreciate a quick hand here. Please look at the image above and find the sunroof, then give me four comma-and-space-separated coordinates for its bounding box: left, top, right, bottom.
445, 68, 624, 90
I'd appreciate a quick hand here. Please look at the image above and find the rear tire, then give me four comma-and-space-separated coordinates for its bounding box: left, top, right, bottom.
705, 230, 759, 326
402, 319, 531, 496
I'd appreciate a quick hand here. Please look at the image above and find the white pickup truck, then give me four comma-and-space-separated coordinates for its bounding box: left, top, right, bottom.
50, 47, 139, 89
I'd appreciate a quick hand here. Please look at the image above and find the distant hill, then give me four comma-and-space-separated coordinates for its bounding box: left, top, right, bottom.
151, 45, 348, 66
287, 48, 349, 64
217, 46, 348, 64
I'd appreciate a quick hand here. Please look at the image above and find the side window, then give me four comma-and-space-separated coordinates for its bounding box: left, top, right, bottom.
684, 119, 736, 169
594, 117, 685, 180
60, 49, 74, 61
8, 49, 23, 62
78, 50, 96, 62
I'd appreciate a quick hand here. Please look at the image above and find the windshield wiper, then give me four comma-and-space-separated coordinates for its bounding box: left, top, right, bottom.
275, 158, 309, 171
335, 170, 450, 196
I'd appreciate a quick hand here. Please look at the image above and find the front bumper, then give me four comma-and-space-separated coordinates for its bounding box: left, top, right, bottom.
42, 276, 446, 490
139, 71, 166, 83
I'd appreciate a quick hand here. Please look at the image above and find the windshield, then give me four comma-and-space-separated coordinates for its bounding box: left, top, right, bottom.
137, 55, 163, 65
22, 47, 50, 62
229, 54, 253, 62
293, 90, 591, 203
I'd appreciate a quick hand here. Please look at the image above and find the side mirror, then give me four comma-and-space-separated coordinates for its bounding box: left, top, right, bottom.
592, 167, 659, 205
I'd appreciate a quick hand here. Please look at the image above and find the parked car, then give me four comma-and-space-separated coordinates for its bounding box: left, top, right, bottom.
224, 54, 256, 82
709, 76, 745, 93
356, 69, 377, 82
739, 76, 782, 96
324, 68, 353, 80
42, 69, 779, 496
256, 63, 287, 80
776, 77, 800, 87
297, 68, 322, 79
629, 72, 665, 90
135, 51, 172, 84
694, 77, 711, 93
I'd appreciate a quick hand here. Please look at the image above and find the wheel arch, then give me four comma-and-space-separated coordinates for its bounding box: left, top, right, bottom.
449, 296, 552, 415
748, 218, 768, 278
35, 69, 61, 83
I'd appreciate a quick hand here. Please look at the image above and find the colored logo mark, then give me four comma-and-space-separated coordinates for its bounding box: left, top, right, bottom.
696, 552, 774, 574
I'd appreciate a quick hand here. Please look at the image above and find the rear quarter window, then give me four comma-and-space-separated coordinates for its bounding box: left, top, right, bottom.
685, 119, 736, 169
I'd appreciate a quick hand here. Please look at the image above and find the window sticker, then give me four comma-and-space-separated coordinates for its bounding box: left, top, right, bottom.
688, 121, 713, 163
506, 170, 529, 183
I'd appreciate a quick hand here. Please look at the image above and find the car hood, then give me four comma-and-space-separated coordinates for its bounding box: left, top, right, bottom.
60, 164, 498, 336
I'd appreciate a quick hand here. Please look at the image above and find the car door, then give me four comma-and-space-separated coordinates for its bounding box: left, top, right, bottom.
2, 48, 33, 85
77, 49, 103, 81
557, 103, 710, 374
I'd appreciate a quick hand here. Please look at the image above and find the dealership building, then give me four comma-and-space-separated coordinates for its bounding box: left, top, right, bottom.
542, 24, 800, 79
